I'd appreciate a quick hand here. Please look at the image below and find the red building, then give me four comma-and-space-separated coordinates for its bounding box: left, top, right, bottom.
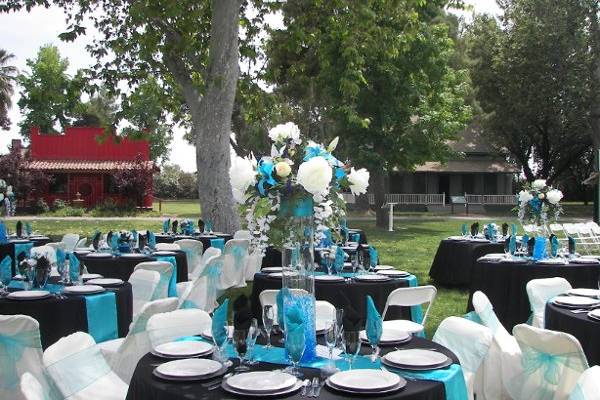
21, 127, 155, 208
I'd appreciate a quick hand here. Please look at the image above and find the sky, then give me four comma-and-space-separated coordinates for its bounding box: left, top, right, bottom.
0, 0, 501, 172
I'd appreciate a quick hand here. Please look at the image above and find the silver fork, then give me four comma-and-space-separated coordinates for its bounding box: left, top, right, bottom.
300, 379, 311, 397
313, 380, 325, 397
309, 377, 319, 397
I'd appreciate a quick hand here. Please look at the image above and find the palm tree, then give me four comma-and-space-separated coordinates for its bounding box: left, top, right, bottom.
0, 49, 18, 130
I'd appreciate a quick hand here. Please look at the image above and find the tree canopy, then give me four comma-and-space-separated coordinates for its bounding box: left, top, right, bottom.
0, 49, 17, 130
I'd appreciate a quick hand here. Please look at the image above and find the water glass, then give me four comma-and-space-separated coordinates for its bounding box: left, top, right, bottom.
245, 318, 260, 365
262, 305, 275, 349
335, 308, 344, 334
324, 320, 338, 372
343, 330, 361, 370
211, 320, 229, 362
233, 329, 249, 372
285, 328, 306, 377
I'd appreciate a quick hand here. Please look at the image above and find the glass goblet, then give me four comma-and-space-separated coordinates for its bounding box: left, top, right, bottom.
262, 305, 275, 349
245, 318, 260, 365
233, 329, 249, 372
285, 328, 306, 377
343, 330, 361, 370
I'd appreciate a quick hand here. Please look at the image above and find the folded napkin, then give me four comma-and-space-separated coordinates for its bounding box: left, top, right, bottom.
162, 219, 170, 234
532, 237, 546, 260
340, 292, 362, 331
511, 223, 517, 236
25, 222, 32, 236
461, 224, 468, 236
15, 221, 22, 238
92, 231, 101, 251
368, 246, 378, 268
550, 235, 559, 257
365, 295, 382, 346
0, 255, 11, 284
106, 231, 113, 246
211, 299, 229, 347
197, 219, 205, 233
509, 235, 517, 255
171, 220, 178, 234
284, 300, 306, 361
56, 248, 66, 273
522, 234, 529, 252
333, 246, 345, 273
233, 295, 251, 330
148, 231, 156, 249
110, 234, 118, 252
138, 233, 147, 251
276, 287, 290, 327
68, 252, 80, 282
501, 223, 509, 237
205, 220, 213, 233
470, 222, 479, 237
131, 230, 138, 245
568, 236, 576, 255
0, 222, 7, 244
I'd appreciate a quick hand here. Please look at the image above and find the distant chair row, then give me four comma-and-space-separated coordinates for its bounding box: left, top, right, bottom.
524, 221, 600, 255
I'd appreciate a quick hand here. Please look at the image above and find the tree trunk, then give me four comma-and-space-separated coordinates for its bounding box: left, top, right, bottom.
588, 2, 600, 222
193, 0, 242, 232
372, 171, 389, 228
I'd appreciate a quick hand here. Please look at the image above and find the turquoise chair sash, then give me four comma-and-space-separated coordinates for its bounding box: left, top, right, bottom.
154, 256, 178, 297
0, 329, 42, 389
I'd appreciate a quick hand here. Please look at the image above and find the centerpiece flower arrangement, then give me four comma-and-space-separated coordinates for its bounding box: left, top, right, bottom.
229, 122, 370, 254
516, 179, 563, 229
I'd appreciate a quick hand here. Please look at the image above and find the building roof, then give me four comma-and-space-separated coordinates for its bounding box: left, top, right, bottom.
448, 122, 494, 154
414, 159, 519, 173
25, 160, 156, 172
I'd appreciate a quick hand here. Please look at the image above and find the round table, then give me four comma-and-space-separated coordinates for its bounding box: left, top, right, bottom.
467, 258, 600, 330
126, 335, 459, 400
250, 272, 413, 322
82, 252, 189, 283
0, 279, 132, 349
154, 233, 233, 249
429, 239, 504, 286
545, 302, 600, 366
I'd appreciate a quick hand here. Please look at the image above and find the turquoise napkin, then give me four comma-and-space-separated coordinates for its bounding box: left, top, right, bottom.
333, 246, 345, 273
110, 234, 118, 252
533, 237, 547, 260
211, 299, 229, 347
511, 223, 517, 236
568, 236, 576, 255
14, 242, 33, 261
56, 248, 66, 275
0, 255, 11, 284
68, 253, 80, 282
522, 234, 529, 250
0, 222, 7, 244
210, 238, 225, 251
550, 235, 559, 257
131, 230, 138, 244
350, 233, 360, 243
461, 224, 467, 236
205, 220, 213, 233
509, 235, 517, 255
85, 291, 118, 343
276, 287, 290, 327
284, 300, 305, 362
25, 222, 32, 236
148, 231, 156, 249
368, 246, 378, 268
162, 219, 170, 233
365, 295, 382, 347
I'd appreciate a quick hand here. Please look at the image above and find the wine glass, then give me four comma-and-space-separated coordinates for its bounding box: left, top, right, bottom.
343, 330, 361, 370
211, 319, 229, 363
233, 328, 249, 372
335, 308, 344, 335
246, 318, 260, 365
324, 320, 338, 372
285, 328, 306, 377
262, 305, 275, 349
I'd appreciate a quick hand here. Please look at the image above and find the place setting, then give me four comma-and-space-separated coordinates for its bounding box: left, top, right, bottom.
325, 369, 407, 395
6, 289, 52, 301
381, 348, 453, 372
151, 340, 214, 360
84, 278, 124, 287
221, 371, 304, 397
62, 284, 106, 295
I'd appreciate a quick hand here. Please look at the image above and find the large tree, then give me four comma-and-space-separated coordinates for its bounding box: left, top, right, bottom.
265, 0, 472, 226
0, 49, 17, 130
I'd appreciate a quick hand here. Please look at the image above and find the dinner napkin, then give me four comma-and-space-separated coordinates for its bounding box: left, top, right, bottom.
56, 248, 65, 271
131, 230, 138, 245
368, 246, 378, 268
148, 231, 156, 249
92, 231, 101, 250
106, 231, 113, 246
470, 222, 479, 237
365, 295, 382, 345
171, 220, 178, 234
568, 236, 576, 255
138, 233, 147, 251
0, 255, 11, 283
340, 292, 361, 331
205, 220, 213, 233
276, 287, 290, 327
197, 219, 205, 233
162, 218, 170, 234
233, 295, 252, 330
211, 298, 229, 347
15, 221, 22, 238
110, 234, 118, 252
25, 222, 32, 236
501, 223, 509, 237
461, 224, 468, 236
0, 222, 7, 244
522, 234, 529, 252
550, 235, 559, 257
509, 235, 517, 255
68, 252, 80, 282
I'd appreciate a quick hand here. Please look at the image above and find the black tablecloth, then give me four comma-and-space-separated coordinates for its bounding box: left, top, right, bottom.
467, 259, 600, 330
154, 233, 233, 250
127, 335, 458, 400
25, 236, 51, 246
0, 279, 132, 349
82, 252, 188, 283
429, 239, 504, 286
250, 273, 413, 324
545, 302, 600, 366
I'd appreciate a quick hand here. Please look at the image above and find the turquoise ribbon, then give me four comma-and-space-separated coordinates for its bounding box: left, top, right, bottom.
463, 311, 483, 325
210, 238, 225, 251
231, 246, 246, 272
407, 275, 425, 336
0, 255, 11, 284
570, 382, 586, 400
154, 255, 178, 297
0, 329, 42, 389
68, 252, 80, 283
84, 291, 118, 343
14, 242, 33, 261
303, 146, 341, 166
257, 160, 277, 196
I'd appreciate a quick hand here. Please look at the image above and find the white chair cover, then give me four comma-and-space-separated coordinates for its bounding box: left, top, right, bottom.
0, 315, 48, 400
20, 372, 57, 400
381, 285, 437, 334
178, 254, 221, 312
155, 243, 181, 251
433, 316, 493, 399
98, 298, 178, 383
134, 261, 173, 300
147, 309, 211, 346
46, 242, 66, 251
510, 324, 588, 400
174, 239, 203, 277
526, 278, 572, 328
75, 238, 87, 249
220, 239, 250, 289
43, 331, 128, 400
60, 234, 80, 252
472, 290, 522, 400
570, 366, 600, 400
233, 230, 252, 240
244, 249, 263, 282
128, 269, 161, 317
190, 247, 221, 279
30, 246, 57, 267
315, 301, 336, 324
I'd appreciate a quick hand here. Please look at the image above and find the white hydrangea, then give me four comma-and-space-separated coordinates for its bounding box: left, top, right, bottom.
296, 156, 332, 195
532, 179, 547, 190
518, 190, 533, 204
546, 189, 563, 205
347, 167, 370, 195
229, 155, 256, 203
268, 122, 301, 144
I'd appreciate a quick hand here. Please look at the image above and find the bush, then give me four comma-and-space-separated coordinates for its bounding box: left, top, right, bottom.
35, 198, 50, 214
47, 206, 84, 217
89, 198, 137, 217
52, 199, 66, 210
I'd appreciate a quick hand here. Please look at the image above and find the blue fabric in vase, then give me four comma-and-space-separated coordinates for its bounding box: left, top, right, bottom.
333, 246, 345, 274
0, 255, 11, 284
533, 237, 547, 260
14, 242, 33, 261
210, 238, 225, 251
154, 255, 178, 297
84, 291, 118, 343
368, 246, 378, 268
68, 252, 80, 283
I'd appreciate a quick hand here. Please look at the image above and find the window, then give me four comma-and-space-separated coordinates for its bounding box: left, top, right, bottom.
104, 174, 118, 194
484, 174, 498, 195
49, 174, 67, 194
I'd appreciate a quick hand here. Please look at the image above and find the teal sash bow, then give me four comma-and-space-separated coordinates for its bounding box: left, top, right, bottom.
154, 255, 178, 297
0, 329, 42, 388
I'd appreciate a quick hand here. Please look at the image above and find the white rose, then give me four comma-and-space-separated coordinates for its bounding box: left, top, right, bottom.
538, 193, 545, 199
275, 161, 291, 178
268, 122, 301, 144
347, 167, 370, 195
532, 179, 547, 190
518, 190, 533, 204
297, 156, 332, 195
229, 155, 256, 203
546, 189, 563, 205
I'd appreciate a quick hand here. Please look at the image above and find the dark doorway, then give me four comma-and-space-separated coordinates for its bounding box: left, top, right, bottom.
439, 174, 450, 197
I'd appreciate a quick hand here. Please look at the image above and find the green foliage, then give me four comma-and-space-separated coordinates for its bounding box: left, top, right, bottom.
73, 87, 118, 129
44, 205, 85, 217
153, 164, 198, 199
0, 49, 17, 130
89, 198, 137, 217
35, 198, 49, 214
51, 198, 66, 210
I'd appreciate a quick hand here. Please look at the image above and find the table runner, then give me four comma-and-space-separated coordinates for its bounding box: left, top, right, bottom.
210, 238, 225, 251
154, 255, 178, 297
85, 291, 118, 343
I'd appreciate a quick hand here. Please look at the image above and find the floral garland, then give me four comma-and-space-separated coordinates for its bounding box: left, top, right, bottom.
516, 179, 563, 227
230, 122, 369, 252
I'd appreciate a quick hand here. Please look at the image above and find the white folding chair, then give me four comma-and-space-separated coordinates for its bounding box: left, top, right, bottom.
97, 298, 178, 383
128, 268, 161, 317
155, 243, 181, 251
510, 324, 588, 400
315, 300, 336, 330
75, 237, 87, 249
146, 309, 212, 347
60, 234, 80, 252
134, 261, 174, 300
0, 315, 49, 400
472, 291, 522, 400
433, 316, 493, 400
526, 278, 572, 328
259, 289, 309, 326
563, 223, 588, 255
220, 239, 250, 289
43, 332, 128, 400
381, 285, 437, 334
570, 365, 600, 400
190, 247, 221, 279
30, 245, 57, 267
233, 230, 253, 240
549, 224, 568, 245
177, 253, 221, 312
174, 239, 203, 278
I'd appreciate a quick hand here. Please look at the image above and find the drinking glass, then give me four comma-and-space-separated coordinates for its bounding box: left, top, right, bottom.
343, 330, 361, 370
233, 329, 249, 371
262, 305, 275, 349
324, 320, 338, 372
285, 328, 306, 377
245, 318, 260, 365
335, 308, 344, 334
211, 319, 229, 363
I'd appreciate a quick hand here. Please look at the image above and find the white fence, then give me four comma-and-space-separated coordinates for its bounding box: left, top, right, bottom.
464, 194, 516, 205
344, 193, 514, 206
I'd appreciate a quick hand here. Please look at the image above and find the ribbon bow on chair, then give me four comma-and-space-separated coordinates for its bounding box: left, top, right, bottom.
0, 330, 42, 389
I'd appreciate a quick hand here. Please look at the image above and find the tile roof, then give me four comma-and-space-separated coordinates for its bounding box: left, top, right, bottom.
25, 160, 156, 172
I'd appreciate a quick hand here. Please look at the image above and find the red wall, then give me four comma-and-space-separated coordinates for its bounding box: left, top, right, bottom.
30, 126, 150, 161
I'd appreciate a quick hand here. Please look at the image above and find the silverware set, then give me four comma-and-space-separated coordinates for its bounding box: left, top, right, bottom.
301, 377, 324, 397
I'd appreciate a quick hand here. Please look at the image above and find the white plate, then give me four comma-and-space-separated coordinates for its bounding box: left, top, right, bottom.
326, 377, 405, 395
377, 270, 410, 277
120, 253, 147, 259
479, 253, 506, 259
359, 328, 411, 344
86, 278, 124, 286
554, 295, 600, 308
567, 288, 600, 298
353, 274, 390, 282
571, 258, 600, 264
374, 265, 395, 271
314, 275, 345, 282
155, 358, 222, 378
261, 267, 282, 273
63, 285, 105, 295
81, 273, 103, 280
384, 349, 449, 368
85, 253, 113, 258
7, 290, 51, 300
587, 309, 600, 320
447, 236, 466, 241
581, 255, 600, 260
153, 251, 177, 256
201, 326, 234, 341
268, 272, 283, 278
73, 250, 91, 255
153, 341, 213, 358
222, 379, 303, 397
226, 371, 297, 394
470, 238, 489, 243
329, 369, 401, 392
537, 258, 567, 264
